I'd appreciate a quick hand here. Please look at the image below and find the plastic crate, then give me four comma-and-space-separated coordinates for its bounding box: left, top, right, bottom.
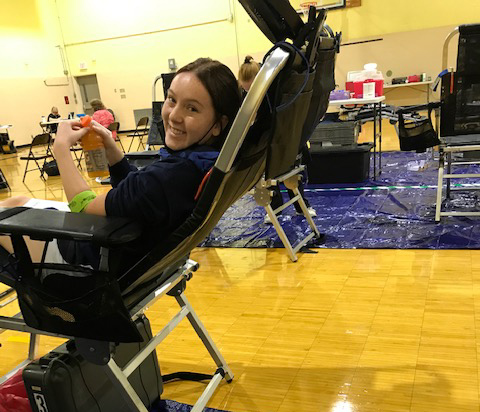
309, 143, 373, 183
310, 121, 359, 146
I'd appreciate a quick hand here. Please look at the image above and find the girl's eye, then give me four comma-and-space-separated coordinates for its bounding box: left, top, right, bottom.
167, 96, 176, 104
187, 106, 198, 112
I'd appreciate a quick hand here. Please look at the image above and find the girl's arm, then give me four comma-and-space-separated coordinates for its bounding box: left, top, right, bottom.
53, 120, 123, 216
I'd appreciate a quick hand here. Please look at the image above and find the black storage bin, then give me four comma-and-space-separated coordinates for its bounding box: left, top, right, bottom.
309, 143, 373, 183
309, 120, 360, 147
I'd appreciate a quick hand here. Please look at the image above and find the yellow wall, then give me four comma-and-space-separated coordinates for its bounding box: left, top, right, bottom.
1, 0, 74, 145
325, 0, 480, 105
59, 0, 238, 131
1, 0, 479, 145
326, 0, 480, 41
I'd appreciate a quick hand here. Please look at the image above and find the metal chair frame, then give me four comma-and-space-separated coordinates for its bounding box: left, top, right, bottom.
435, 25, 480, 221
108, 121, 126, 153
254, 164, 321, 262
20, 133, 54, 182
127, 117, 150, 152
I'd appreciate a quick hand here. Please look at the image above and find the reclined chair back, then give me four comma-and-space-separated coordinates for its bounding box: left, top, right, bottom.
441, 24, 480, 137
265, 34, 338, 179
239, 1, 339, 179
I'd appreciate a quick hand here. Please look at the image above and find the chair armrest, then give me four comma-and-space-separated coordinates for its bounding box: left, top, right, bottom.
125, 151, 160, 169
0, 207, 142, 246
125, 151, 160, 159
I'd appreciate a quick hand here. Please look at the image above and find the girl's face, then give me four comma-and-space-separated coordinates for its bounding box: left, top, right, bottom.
162, 72, 221, 151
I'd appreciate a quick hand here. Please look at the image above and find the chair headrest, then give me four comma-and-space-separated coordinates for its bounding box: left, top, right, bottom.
238, 0, 304, 44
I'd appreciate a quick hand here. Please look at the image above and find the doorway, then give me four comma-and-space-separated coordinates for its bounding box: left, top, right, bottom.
75, 74, 101, 115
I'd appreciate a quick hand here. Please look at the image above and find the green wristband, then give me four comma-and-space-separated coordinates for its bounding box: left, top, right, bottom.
68, 190, 97, 213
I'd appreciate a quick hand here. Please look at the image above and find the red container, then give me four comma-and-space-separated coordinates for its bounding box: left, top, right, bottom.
348, 79, 384, 98
346, 81, 355, 95
408, 75, 421, 83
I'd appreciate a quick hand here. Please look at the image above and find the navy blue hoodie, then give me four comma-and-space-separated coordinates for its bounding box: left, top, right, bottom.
58, 145, 219, 269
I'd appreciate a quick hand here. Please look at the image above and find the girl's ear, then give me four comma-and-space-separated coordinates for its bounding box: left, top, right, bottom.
212, 115, 229, 137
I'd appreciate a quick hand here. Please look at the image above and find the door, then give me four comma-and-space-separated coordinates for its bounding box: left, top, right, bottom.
76, 74, 101, 115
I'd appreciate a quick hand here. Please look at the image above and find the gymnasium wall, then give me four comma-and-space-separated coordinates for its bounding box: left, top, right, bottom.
1, 0, 478, 145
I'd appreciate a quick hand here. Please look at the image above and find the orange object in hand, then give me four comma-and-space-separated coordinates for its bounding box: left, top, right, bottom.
80, 115, 109, 178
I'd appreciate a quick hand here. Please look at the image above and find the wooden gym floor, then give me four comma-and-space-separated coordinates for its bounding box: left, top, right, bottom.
1, 127, 479, 412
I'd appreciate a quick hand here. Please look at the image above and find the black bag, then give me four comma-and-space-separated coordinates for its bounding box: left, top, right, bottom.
0, 133, 16, 154
23, 315, 163, 412
43, 160, 59, 176
398, 106, 440, 153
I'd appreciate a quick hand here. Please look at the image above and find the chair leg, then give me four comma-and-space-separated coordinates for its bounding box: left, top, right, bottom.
36, 159, 46, 181
175, 292, 234, 382
266, 203, 298, 262
291, 186, 320, 237
136, 136, 146, 152
22, 159, 29, 182
104, 360, 149, 412
74, 150, 83, 169
127, 133, 138, 153
117, 138, 126, 153
435, 151, 445, 222
446, 152, 452, 199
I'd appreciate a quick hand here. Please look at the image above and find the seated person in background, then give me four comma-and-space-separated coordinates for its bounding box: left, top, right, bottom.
0, 58, 241, 270
90, 99, 116, 140
47, 106, 61, 134
238, 56, 316, 223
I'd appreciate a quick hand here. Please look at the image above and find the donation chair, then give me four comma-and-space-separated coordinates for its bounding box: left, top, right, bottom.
20, 133, 54, 182
244, 1, 340, 261
0, 4, 336, 411
435, 24, 480, 221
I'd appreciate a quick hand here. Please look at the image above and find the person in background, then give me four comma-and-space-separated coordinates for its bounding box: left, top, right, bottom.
239, 56, 317, 223
238, 55, 261, 98
90, 99, 116, 140
47, 106, 61, 134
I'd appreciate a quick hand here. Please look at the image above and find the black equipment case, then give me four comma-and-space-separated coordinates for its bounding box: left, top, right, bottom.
23, 316, 163, 412
309, 142, 373, 184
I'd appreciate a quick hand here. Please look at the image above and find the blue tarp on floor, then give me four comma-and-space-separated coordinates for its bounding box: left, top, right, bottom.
201, 151, 480, 249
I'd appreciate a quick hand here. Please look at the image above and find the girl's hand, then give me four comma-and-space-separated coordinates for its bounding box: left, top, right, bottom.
53, 120, 88, 152
91, 120, 124, 165
90, 120, 116, 150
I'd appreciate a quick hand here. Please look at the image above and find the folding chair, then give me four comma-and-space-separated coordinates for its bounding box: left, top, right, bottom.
108, 121, 126, 152
20, 133, 54, 182
0, 2, 335, 410
127, 117, 150, 152
435, 24, 480, 221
